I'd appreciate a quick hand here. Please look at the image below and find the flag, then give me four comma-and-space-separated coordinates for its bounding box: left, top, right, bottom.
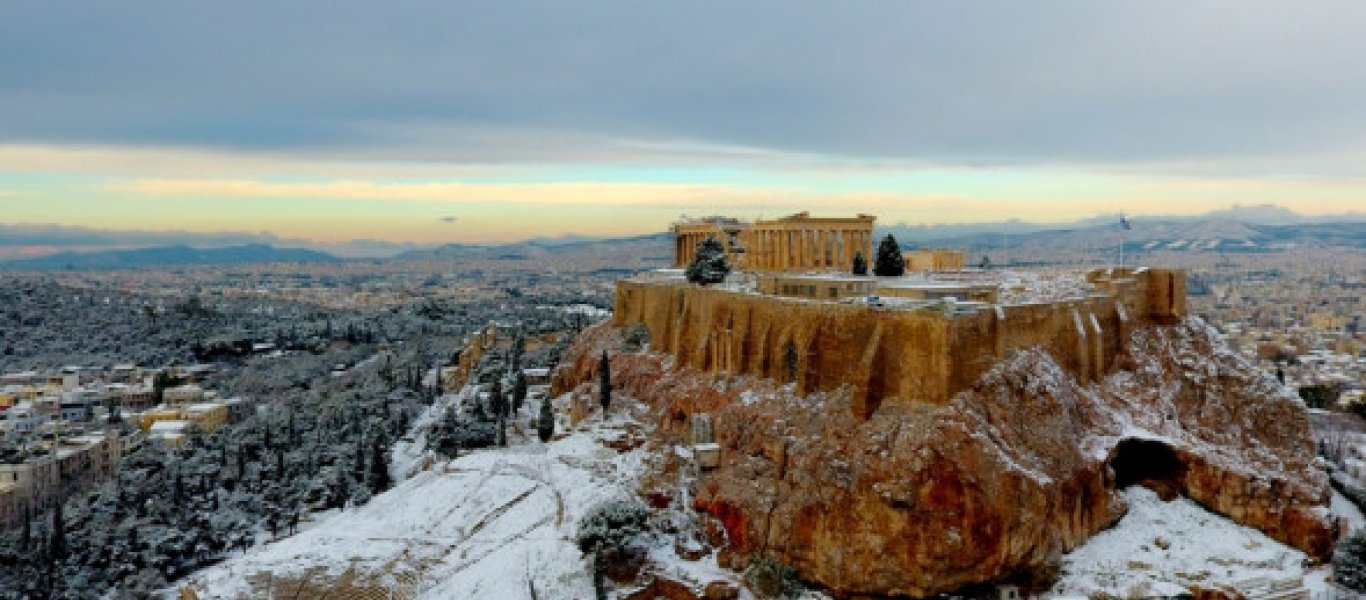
1119, 213, 1131, 231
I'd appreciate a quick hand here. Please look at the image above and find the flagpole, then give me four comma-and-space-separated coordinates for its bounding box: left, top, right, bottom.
1118, 212, 1127, 270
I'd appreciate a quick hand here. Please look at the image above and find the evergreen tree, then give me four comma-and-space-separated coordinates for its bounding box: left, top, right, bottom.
1336, 528, 1366, 591
368, 435, 392, 493
49, 501, 66, 562
20, 507, 30, 553
496, 419, 507, 447
353, 436, 365, 478
538, 399, 555, 442
598, 351, 612, 413
490, 378, 504, 419
491, 381, 509, 420
851, 251, 868, 276
512, 371, 528, 413
873, 234, 905, 277
784, 341, 799, 384
332, 467, 351, 509
685, 237, 731, 285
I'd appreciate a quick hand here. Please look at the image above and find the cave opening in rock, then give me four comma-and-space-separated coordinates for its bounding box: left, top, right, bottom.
1109, 439, 1185, 498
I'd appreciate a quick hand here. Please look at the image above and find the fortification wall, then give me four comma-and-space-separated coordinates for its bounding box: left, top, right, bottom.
614, 268, 1186, 415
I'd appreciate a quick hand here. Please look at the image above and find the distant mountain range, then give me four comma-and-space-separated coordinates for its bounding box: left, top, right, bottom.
393, 232, 673, 262
0, 244, 339, 271
915, 219, 1366, 258
880, 204, 1365, 244
1, 205, 1362, 269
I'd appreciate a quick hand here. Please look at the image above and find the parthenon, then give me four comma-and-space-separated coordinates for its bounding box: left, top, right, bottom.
672, 212, 876, 272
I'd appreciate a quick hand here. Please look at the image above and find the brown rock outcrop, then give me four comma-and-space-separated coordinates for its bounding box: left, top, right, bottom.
554, 316, 1334, 598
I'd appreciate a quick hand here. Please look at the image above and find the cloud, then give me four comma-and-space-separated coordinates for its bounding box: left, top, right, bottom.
108, 177, 836, 209
3, 3, 1366, 174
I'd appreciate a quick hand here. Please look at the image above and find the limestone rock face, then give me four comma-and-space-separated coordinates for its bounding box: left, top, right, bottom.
554, 317, 1334, 598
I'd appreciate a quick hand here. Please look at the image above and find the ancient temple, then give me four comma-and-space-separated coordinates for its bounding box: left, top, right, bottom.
672, 212, 875, 272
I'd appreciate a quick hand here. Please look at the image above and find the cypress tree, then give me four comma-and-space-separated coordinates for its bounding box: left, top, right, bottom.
512, 371, 528, 413
538, 399, 555, 443
873, 234, 905, 277
851, 251, 868, 276
353, 436, 365, 478
598, 351, 612, 413
368, 435, 392, 492
784, 341, 799, 384
49, 501, 65, 562
20, 507, 30, 552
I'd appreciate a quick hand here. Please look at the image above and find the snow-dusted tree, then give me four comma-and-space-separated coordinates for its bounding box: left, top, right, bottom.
576, 499, 650, 600
873, 234, 904, 277
538, 399, 555, 443
851, 251, 868, 276
598, 351, 612, 413
685, 237, 730, 285
1337, 528, 1366, 591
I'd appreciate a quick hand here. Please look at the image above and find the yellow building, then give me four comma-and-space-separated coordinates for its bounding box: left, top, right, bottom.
181, 403, 228, 433
139, 403, 227, 433
140, 408, 184, 432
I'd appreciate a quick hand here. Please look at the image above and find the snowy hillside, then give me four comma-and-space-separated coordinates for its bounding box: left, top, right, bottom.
1052, 486, 1333, 597
173, 386, 735, 599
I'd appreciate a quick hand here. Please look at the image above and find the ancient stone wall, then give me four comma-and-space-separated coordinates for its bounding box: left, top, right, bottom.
614, 268, 1186, 416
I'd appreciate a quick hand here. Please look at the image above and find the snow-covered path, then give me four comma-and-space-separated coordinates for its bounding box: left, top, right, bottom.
176, 402, 649, 599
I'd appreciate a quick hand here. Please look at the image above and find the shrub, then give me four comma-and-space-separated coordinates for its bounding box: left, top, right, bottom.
1337, 528, 1366, 591
743, 556, 805, 599
576, 499, 650, 556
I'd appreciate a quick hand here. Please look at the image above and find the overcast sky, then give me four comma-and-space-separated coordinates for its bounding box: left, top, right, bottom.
2, 2, 1365, 244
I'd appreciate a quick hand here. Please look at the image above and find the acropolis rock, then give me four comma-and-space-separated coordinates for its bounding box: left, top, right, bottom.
553, 262, 1335, 597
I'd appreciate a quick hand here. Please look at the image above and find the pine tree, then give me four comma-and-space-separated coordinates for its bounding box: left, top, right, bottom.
538, 399, 555, 443
496, 419, 507, 447
685, 237, 731, 285
1336, 528, 1366, 591
873, 234, 905, 277
598, 351, 612, 413
851, 251, 868, 276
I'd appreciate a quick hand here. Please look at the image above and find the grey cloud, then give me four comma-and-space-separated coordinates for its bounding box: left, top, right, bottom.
3, 2, 1366, 171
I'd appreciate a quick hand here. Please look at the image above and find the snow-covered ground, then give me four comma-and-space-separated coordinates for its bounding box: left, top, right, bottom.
1052, 486, 1318, 597
174, 389, 677, 599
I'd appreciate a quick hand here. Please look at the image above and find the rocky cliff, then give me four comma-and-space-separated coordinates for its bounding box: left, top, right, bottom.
553, 316, 1334, 598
